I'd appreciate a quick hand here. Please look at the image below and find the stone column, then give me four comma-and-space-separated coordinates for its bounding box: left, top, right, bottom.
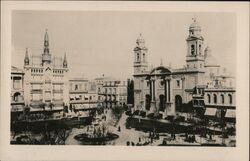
168, 80, 170, 102
149, 80, 152, 101
164, 78, 167, 102
150, 78, 156, 113
153, 80, 155, 101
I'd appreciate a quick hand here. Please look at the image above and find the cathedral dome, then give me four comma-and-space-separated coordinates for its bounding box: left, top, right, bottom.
189, 19, 201, 31
136, 33, 145, 46
204, 46, 219, 67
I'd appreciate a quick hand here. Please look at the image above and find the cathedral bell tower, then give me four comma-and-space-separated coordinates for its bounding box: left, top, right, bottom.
186, 18, 205, 70
133, 33, 148, 75
42, 29, 52, 65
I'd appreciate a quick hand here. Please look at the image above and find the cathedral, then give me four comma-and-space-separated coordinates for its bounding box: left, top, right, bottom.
23, 30, 69, 109
133, 19, 235, 118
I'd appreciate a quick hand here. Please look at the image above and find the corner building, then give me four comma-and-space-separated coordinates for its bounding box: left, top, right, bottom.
23, 30, 69, 109
133, 19, 235, 118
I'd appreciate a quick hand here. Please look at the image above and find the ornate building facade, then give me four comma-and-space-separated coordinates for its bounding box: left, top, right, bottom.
23, 30, 69, 110
133, 19, 236, 118
11, 66, 25, 112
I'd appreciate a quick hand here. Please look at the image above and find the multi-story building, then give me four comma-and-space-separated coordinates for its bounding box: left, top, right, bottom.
23, 30, 69, 111
95, 76, 128, 108
133, 18, 236, 119
69, 78, 98, 110
203, 80, 236, 120
117, 80, 128, 106
11, 66, 25, 112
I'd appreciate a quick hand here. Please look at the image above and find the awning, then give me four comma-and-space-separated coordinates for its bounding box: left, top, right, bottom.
204, 108, 217, 116
225, 109, 236, 118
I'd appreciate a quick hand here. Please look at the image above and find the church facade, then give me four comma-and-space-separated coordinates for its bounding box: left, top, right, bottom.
133, 19, 235, 118
23, 30, 69, 110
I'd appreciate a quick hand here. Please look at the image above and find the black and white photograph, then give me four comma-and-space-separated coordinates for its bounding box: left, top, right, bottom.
1, 1, 249, 161
10, 10, 237, 146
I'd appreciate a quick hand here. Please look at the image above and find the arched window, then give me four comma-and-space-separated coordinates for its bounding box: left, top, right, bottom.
228, 94, 233, 104
13, 92, 21, 102
221, 94, 224, 104
75, 84, 78, 90
199, 44, 202, 55
191, 45, 195, 55
137, 53, 140, 61
207, 94, 211, 103
213, 94, 217, 104
143, 53, 145, 62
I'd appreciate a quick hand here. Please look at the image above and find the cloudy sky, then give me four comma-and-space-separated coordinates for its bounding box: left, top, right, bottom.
12, 11, 236, 79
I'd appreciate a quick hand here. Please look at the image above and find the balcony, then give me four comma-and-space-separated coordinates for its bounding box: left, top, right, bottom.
69, 90, 88, 94
11, 96, 25, 105
53, 89, 63, 93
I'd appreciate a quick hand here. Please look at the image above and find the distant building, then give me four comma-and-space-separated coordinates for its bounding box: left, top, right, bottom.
69, 78, 98, 111
133, 19, 236, 119
95, 76, 128, 108
23, 30, 69, 111
11, 66, 25, 112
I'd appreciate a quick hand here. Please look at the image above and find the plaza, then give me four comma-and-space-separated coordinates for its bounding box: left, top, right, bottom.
10, 14, 236, 147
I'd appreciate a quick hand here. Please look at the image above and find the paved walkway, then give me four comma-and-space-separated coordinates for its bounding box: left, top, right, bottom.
65, 110, 235, 146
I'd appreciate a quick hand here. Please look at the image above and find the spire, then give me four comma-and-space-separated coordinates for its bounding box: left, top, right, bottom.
42, 29, 52, 64
63, 52, 68, 68
24, 48, 29, 65
44, 29, 50, 54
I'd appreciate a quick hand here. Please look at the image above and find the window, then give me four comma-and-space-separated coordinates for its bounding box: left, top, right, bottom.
75, 84, 78, 90
191, 44, 195, 55
221, 94, 224, 104
200, 64, 202, 68
13, 92, 21, 102
228, 94, 233, 104
13, 79, 21, 89
137, 53, 140, 61
199, 44, 202, 55
207, 94, 211, 103
143, 53, 145, 62
213, 94, 217, 104
176, 80, 180, 88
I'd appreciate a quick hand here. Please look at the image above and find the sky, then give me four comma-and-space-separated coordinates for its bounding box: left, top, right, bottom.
12, 11, 236, 80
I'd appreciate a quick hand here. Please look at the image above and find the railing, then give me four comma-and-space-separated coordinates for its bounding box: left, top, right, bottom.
53, 89, 63, 93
